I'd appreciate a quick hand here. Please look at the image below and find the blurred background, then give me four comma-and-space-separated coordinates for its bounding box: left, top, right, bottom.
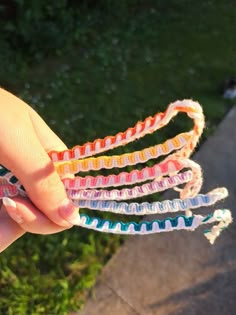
0, 1, 235, 313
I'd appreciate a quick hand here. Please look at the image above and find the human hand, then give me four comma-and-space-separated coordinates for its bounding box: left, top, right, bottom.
0, 88, 80, 252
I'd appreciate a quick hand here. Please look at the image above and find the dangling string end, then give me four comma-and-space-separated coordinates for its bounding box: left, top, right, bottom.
204, 209, 232, 244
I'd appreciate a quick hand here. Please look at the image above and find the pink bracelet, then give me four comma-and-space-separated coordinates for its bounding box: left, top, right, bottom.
0, 99, 232, 244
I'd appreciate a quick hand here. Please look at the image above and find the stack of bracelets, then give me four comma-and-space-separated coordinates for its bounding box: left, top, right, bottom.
0, 99, 232, 244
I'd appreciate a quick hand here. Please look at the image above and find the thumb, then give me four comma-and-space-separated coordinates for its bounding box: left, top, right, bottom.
0, 88, 79, 227
2, 197, 74, 234
5, 141, 80, 227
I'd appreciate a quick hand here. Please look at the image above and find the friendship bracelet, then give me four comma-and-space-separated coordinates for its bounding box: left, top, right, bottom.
55, 132, 192, 174
0, 99, 232, 244
67, 171, 193, 201
77, 209, 232, 245
49, 100, 204, 162
0, 181, 19, 198
0, 168, 192, 199
75, 188, 228, 215
0, 158, 202, 199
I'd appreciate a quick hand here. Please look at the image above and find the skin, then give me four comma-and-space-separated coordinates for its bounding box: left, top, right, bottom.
0, 88, 80, 252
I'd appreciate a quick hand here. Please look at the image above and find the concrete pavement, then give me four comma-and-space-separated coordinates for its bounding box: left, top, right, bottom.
75, 106, 236, 315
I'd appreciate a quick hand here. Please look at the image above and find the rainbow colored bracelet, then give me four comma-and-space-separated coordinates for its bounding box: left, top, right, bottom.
0, 100, 232, 244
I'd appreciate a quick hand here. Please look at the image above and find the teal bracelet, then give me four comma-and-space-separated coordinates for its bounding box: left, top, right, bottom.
0, 100, 232, 244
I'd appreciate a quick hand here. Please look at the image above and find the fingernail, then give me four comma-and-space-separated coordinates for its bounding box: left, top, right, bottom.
59, 199, 80, 225
2, 197, 24, 224
2, 197, 16, 209
66, 213, 81, 225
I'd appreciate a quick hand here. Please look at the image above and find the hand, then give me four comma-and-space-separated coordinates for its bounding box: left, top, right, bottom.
0, 196, 73, 252
0, 88, 80, 252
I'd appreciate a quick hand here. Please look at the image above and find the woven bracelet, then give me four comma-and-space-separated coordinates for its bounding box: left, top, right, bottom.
0, 100, 232, 244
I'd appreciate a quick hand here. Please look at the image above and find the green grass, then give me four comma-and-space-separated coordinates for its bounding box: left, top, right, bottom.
0, 1, 236, 313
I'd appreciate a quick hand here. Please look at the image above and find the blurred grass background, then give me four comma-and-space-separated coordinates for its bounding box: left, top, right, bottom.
0, 0, 235, 314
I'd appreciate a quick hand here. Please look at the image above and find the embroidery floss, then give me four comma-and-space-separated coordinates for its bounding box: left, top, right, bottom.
0, 99, 232, 244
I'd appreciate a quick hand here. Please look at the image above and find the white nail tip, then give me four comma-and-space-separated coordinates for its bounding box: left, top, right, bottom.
67, 214, 81, 226
2, 197, 17, 209
2, 197, 24, 224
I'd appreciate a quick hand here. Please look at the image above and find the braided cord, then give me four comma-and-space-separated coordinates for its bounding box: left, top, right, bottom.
49, 100, 204, 162
77, 209, 232, 244
75, 188, 228, 215
67, 171, 193, 201
0, 99, 232, 244
55, 132, 191, 174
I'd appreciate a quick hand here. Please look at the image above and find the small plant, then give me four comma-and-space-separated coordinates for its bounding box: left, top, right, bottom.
0, 1, 235, 313
0, 0, 78, 61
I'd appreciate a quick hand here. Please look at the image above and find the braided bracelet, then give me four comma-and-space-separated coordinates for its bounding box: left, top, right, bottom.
0, 100, 232, 244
